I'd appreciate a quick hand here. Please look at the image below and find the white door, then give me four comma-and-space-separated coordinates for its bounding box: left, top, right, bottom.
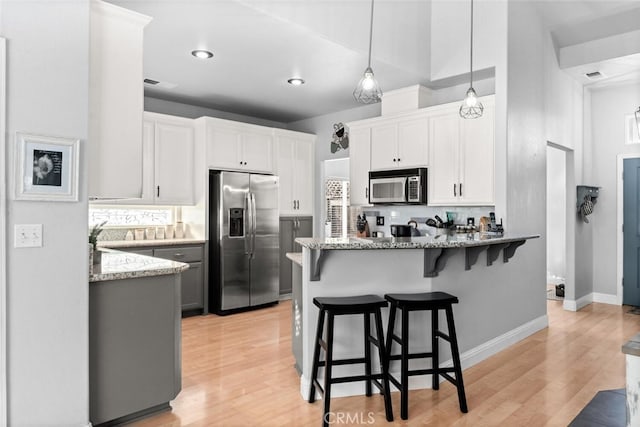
240, 131, 273, 173
397, 117, 429, 168
276, 136, 296, 215
428, 112, 459, 205
349, 127, 372, 206
370, 123, 398, 170
154, 121, 195, 205
294, 138, 314, 215
459, 105, 495, 205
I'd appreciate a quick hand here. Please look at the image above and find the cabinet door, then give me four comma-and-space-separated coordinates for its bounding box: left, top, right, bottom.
459, 105, 495, 205
294, 217, 313, 252
398, 117, 429, 168
154, 120, 195, 205
428, 112, 460, 205
181, 261, 204, 311
294, 139, 314, 215
241, 131, 273, 173
370, 123, 398, 170
276, 137, 296, 215
349, 127, 372, 206
206, 125, 241, 169
279, 219, 294, 295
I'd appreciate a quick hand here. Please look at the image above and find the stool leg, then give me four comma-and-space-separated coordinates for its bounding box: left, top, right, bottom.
364, 312, 372, 397
322, 313, 335, 426
445, 306, 468, 413
385, 302, 397, 359
374, 308, 394, 422
432, 308, 440, 390
400, 306, 409, 420
309, 308, 325, 403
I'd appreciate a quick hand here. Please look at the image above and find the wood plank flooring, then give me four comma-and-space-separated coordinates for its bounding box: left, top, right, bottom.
131, 300, 639, 427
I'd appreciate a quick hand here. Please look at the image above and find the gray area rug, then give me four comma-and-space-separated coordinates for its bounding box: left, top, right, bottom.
569, 388, 626, 427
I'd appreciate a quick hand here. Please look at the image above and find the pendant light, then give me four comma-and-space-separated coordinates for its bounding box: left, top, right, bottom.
353, 0, 382, 104
459, 0, 483, 119
635, 106, 640, 138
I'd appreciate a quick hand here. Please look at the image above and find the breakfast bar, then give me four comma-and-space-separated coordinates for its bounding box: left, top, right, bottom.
294, 233, 542, 399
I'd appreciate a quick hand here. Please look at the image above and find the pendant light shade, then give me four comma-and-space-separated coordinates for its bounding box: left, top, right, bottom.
460, 0, 483, 119
635, 106, 640, 138
353, 0, 382, 104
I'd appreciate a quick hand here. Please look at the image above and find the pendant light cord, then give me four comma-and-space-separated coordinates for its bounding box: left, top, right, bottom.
469, 0, 474, 88
367, 0, 375, 68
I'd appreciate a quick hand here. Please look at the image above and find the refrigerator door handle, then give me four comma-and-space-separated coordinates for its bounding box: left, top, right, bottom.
244, 192, 251, 257
251, 193, 257, 258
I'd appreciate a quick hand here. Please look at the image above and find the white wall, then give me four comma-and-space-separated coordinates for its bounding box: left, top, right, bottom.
590, 82, 640, 296
2, 1, 90, 425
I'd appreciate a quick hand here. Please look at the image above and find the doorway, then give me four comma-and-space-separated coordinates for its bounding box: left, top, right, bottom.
322, 158, 350, 238
621, 157, 640, 307
547, 145, 567, 301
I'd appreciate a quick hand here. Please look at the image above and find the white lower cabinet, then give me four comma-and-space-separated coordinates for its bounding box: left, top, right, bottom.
428, 96, 495, 206
275, 130, 315, 216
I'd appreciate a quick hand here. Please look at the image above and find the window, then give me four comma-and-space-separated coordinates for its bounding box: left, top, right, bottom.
325, 179, 353, 238
89, 206, 174, 227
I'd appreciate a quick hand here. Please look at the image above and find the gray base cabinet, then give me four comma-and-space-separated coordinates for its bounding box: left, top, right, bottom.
118, 243, 206, 314
90, 273, 181, 425
279, 217, 312, 295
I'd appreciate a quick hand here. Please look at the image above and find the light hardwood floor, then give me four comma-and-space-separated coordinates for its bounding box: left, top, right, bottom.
131, 300, 639, 427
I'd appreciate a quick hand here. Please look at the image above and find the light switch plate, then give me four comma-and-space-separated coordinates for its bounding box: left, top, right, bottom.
376, 216, 384, 226
15, 224, 43, 248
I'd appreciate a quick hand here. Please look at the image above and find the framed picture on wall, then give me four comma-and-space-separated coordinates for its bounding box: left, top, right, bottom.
15, 132, 79, 202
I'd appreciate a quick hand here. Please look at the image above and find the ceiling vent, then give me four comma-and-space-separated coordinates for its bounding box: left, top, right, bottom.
143, 78, 177, 89
585, 71, 604, 80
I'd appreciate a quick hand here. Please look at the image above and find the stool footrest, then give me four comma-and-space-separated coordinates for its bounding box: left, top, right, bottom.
312, 379, 325, 396
331, 374, 384, 385
389, 352, 433, 361
328, 357, 367, 366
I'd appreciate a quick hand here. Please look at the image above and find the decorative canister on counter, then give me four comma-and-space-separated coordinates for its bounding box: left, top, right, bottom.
165, 224, 174, 239
145, 227, 156, 240
156, 226, 165, 239
175, 221, 185, 239
134, 228, 145, 240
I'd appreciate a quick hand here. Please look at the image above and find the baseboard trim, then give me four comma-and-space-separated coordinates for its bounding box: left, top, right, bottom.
593, 292, 618, 305
564, 293, 593, 311
300, 314, 549, 399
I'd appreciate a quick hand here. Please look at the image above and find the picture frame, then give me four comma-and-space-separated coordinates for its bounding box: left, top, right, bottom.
15, 132, 79, 202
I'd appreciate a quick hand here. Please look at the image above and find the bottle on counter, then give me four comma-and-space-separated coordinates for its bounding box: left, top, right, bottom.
175, 221, 185, 239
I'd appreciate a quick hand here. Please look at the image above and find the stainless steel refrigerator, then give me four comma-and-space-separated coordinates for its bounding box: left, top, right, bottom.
209, 170, 279, 314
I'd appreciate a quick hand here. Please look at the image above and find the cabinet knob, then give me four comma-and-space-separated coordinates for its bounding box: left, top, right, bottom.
244, 161, 247, 165
174, 253, 184, 258
453, 183, 456, 197
397, 158, 400, 162
460, 183, 463, 197
393, 158, 396, 162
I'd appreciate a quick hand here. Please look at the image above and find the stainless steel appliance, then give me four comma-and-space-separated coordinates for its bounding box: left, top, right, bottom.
369, 167, 427, 204
209, 170, 279, 314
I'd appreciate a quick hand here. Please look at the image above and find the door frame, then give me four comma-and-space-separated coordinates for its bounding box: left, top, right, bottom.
616, 153, 640, 305
0, 36, 7, 424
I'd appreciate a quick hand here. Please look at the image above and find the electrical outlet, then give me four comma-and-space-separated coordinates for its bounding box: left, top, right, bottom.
14, 224, 43, 248
376, 216, 384, 226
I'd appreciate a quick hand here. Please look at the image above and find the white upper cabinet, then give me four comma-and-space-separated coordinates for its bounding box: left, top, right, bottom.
275, 130, 315, 216
427, 95, 495, 206
88, 0, 151, 200
151, 113, 195, 205
370, 115, 429, 171
202, 117, 274, 174
348, 126, 372, 206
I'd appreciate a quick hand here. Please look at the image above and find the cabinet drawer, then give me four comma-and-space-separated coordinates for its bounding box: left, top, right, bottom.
154, 246, 202, 263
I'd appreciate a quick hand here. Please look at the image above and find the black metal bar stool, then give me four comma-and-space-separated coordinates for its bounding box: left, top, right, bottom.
308, 294, 393, 426
385, 291, 468, 420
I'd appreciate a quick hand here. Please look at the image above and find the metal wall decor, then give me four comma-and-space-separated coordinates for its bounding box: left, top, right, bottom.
330, 122, 349, 153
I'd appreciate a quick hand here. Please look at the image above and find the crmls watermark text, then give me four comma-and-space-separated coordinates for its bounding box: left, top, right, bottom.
324, 411, 376, 425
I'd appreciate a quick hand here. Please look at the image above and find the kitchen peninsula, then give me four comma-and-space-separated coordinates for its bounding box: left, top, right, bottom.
89, 250, 188, 425
294, 233, 541, 399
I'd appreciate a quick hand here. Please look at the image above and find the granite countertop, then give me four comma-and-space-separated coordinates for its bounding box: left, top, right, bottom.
90, 249, 189, 283
286, 252, 302, 266
97, 238, 206, 248
295, 233, 540, 250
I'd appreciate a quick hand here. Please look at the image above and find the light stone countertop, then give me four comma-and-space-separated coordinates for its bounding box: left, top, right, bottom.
89, 249, 189, 283
295, 233, 539, 250
286, 252, 302, 266
97, 238, 205, 248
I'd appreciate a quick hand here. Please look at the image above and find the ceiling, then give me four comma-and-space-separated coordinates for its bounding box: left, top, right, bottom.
110, 0, 640, 124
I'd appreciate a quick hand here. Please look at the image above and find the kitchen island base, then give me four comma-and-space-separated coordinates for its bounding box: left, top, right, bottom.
295, 235, 545, 399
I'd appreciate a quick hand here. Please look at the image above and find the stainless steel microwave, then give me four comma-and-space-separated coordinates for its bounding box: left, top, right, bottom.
368, 168, 427, 204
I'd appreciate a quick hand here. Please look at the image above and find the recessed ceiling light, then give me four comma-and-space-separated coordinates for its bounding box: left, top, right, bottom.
288, 78, 305, 86
191, 49, 213, 59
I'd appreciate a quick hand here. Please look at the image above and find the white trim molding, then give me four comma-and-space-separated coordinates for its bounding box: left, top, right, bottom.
563, 293, 593, 311
617, 153, 640, 306
593, 292, 619, 305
